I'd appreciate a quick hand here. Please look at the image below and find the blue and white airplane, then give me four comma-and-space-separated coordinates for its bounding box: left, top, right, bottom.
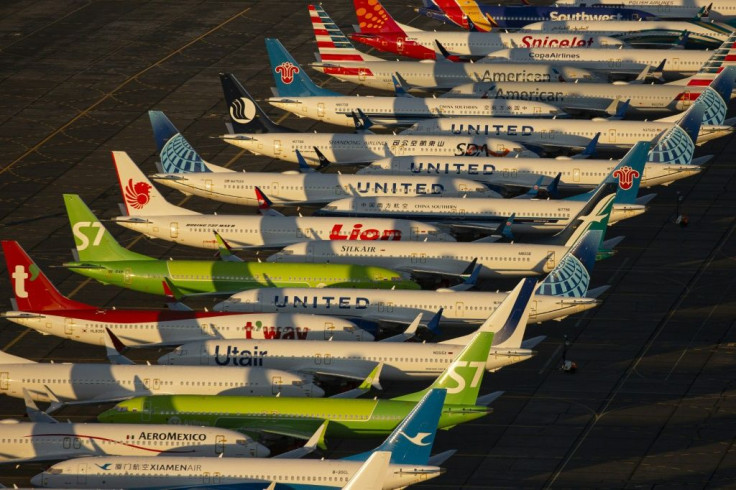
32, 388, 452, 489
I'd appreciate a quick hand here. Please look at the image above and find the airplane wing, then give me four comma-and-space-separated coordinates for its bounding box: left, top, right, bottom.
273, 421, 328, 458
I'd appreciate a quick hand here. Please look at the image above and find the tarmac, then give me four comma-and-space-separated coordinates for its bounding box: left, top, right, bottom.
0, 0, 734, 488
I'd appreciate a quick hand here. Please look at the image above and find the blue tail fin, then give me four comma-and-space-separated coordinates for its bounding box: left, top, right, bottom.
537, 229, 602, 298
648, 103, 702, 165
265, 38, 337, 97
220, 73, 290, 134
694, 65, 736, 125
345, 388, 446, 465
148, 111, 210, 174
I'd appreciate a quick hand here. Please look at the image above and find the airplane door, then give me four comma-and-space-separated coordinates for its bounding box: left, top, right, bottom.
215, 435, 225, 455
271, 182, 280, 196
682, 91, 691, 108
273, 139, 282, 155
573, 168, 580, 182
411, 252, 427, 263
546, 251, 556, 271
314, 354, 322, 365
272, 376, 283, 394
317, 103, 325, 118
205, 179, 213, 196
77, 463, 87, 485
64, 318, 74, 336
358, 68, 368, 81
123, 268, 133, 285
170, 222, 179, 238
534, 105, 541, 114
411, 226, 420, 240
455, 302, 465, 318
153, 378, 161, 390
324, 321, 335, 340
324, 354, 332, 365
396, 37, 404, 52
0, 372, 8, 390
608, 129, 616, 143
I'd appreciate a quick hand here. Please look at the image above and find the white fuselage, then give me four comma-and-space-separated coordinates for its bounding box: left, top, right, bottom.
158, 338, 535, 379
520, 20, 734, 48
403, 117, 731, 150
309, 59, 600, 92
443, 80, 717, 117
550, 0, 736, 20
112, 214, 456, 250
317, 196, 642, 234
268, 240, 568, 279
32, 456, 441, 489
268, 95, 566, 128
220, 132, 538, 166
0, 421, 267, 463
0, 359, 323, 403
151, 170, 495, 206
1, 311, 372, 347
357, 155, 702, 190
213, 287, 600, 326
486, 47, 717, 80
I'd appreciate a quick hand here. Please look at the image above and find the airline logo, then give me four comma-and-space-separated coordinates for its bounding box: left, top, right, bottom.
124, 179, 152, 210
214, 345, 267, 366
521, 35, 595, 48
244, 321, 311, 340
444, 361, 486, 394
161, 133, 209, 173
329, 224, 402, 240
229, 97, 257, 124
132, 432, 207, 441
409, 161, 496, 176
11, 264, 39, 299
72, 221, 105, 251
698, 87, 727, 125
536, 254, 589, 298
275, 61, 300, 84
96, 463, 112, 471
400, 431, 432, 447
612, 166, 640, 190
274, 294, 370, 309
356, 3, 389, 30
549, 12, 624, 21
649, 126, 695, 165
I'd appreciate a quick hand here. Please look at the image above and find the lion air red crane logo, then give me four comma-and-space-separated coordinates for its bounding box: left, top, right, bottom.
612, 165, 640, 190
275, 62, 300, 84
124, 179, 152, 210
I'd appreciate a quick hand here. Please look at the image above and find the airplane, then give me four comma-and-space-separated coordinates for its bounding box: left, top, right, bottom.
0, 392, 268, 462
106, 152, 457, 251
305, 4, 602, 93
348, 0, 624, 62
148, 110, 496, 204
519, 19, 735, 49
99, 288, 526, 440
316, 141, 650, 236
267, 193, 617, 281
551, 0, 736, 21
213, 226, 604, 327
36, 388, 451, 489
219, 72, 540, 166
0, 343, 323, 411
416, 0, 659, 31
159, 278, 544, 380
265, 38, 568, 129
61, 194, 420, 297
401, 70, 736, 154
1, 240, 374, 347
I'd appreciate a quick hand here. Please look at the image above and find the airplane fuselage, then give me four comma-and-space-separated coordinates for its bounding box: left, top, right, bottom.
550, 0, 736, 21
213, 287, 600, 326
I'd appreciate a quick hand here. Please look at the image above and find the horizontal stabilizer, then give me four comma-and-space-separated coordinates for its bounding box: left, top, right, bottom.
521, 335, 546, 350
587, 286, 610, 298
476, 391, 504, 406
428, 449, 457, 466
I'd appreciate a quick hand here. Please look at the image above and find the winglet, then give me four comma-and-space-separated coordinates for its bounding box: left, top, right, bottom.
330, 363, 384, 398
104, 328, 135, 365
313, 146, 332, 171
609, 99, 630, 120
391, 73, 414, 97
255, 187, 284, 216
446, 264, 481, 291
23, 388, 58, 423
547, 173, 561, 199
213, 230, 243, 262
425, 308, 443, 336
351, 108, 374, 133
162, 277, 185, 302
295, 149, 315, 174
573, 132, 600, 159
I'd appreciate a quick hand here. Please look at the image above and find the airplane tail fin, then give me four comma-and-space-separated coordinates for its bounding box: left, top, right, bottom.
345, 389, 446, 465
679, 31, 736, 86
265, 38, 337, 97
648, 103, 703, 165
562, 194, 616, 249
220, 72, 289, 134
112, 151, 197, 217
1, 241, 93, 312
353, 0, 406, 34
308, 4, 384, 63
63, 194, 153, 263
537, 229, 602, 298
148, 111, 212, 174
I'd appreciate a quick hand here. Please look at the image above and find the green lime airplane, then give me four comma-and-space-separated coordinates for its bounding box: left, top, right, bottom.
62, 194, 419, 297
97, 278, 537, 440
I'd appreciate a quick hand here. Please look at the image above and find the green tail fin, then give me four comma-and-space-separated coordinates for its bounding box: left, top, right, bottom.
392, 331, 494, 405
63, 194, 152, 263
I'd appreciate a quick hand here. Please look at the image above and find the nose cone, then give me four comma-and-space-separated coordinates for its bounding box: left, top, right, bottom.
157, 352, 174, 365
253, 442, 271, 458
30, 473, 44, 487
309, 383, 326, 398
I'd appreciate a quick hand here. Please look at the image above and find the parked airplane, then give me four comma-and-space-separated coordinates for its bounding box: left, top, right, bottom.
37, 389, 450, 489
520, 19, 734, 49
402, 71, 735, 153
306, 4, 601, 93
2, 241, 372, 347
160, 278, 543, 380
63, 194, 418, 297
317, 141, 649, 236
552, 0, 736, 21
106, 153, 456, 251
349, 0, 624, 62
101, 290, 522, 440
268, 193, 616, 281
265, 38, 567, 129
0, 392, 267, 462
148, 111, 494, 205
417, 0, 658, 30
0, 345, 322, 411
213, 227, 604, 326
220, 72, 539, 166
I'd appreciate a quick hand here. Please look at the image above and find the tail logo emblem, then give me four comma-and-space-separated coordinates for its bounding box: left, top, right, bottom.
612, 166, 640, 190
399, 431, 432, 447
229, 97, 257, 124
124, 179, 153, 210
275, 62, 300, 84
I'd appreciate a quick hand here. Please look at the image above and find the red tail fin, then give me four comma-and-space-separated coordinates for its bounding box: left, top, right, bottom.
354, 0, 405, 34
1, 241, 93, 312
